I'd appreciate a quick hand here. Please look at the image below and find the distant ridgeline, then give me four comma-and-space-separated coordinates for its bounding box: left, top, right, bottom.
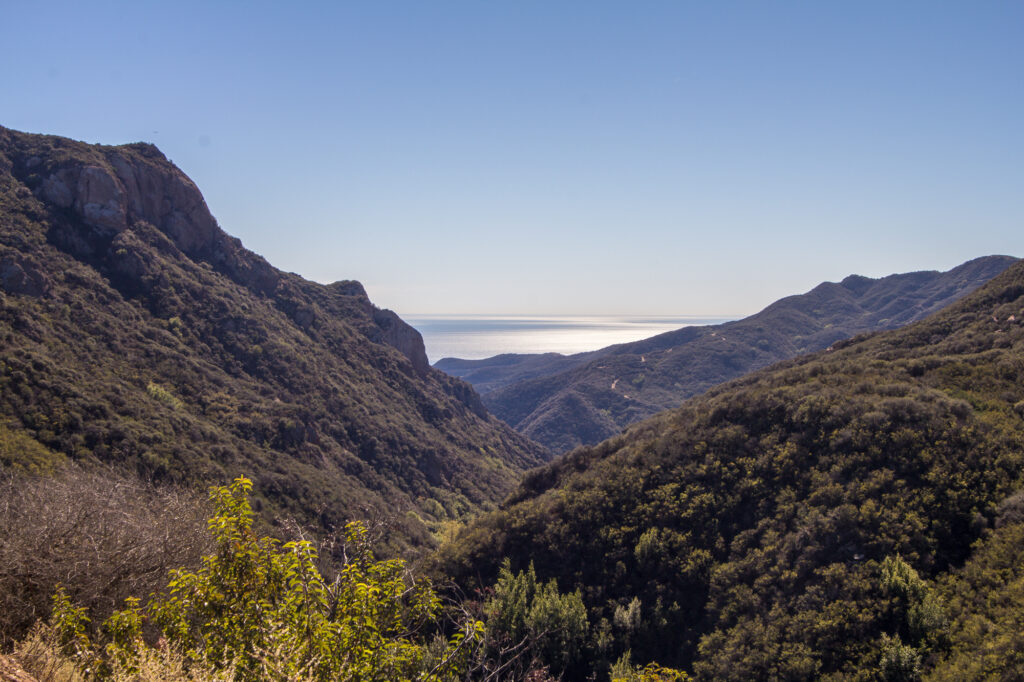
438, 255, 1016, 453
0, 126, 545, 546
440, 259, 1024, 679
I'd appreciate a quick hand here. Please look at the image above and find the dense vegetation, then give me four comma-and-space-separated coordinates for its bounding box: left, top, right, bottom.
438, 256, 1015, 452
928, 514, 1024, 678
440, 260, 1024, 679
5, 126, 1024, 679
0, 126, 545, 549
5, 476, 685, 681
16, 477, 484, 681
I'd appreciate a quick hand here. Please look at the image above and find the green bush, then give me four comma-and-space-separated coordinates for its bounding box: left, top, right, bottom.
609, 650, 690, 681
46, 477, 483, 681
483, 559, 589, 678
146, 381, 183, 410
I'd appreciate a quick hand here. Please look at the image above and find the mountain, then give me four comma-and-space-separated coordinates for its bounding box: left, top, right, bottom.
439, 259, 1024, 678
0, 126, 546, 544
437, 256, 1016, 453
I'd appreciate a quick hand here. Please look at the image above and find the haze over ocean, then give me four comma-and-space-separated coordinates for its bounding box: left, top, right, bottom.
407, 315, 735, 362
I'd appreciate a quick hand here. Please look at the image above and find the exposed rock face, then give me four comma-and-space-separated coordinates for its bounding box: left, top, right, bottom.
35, 145, 216, 252
75, 165, 127, 234
22, 137, 268, 295
374, 308, 430, 374
4, 128, 434, 368
324, 280, 431, 373
40, 169, 74, 207
109, 149, 221, 254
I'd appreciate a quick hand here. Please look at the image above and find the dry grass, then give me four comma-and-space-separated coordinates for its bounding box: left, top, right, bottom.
12, 626, 84, 682
13, 621, 328, 682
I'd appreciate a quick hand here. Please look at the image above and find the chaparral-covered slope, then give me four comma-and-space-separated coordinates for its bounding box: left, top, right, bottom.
0, 126, 545, 542
440, 258, 1024, 679
439, 256, 1015, 453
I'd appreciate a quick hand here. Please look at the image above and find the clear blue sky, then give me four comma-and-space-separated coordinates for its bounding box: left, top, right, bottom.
4, 1, 1023, 316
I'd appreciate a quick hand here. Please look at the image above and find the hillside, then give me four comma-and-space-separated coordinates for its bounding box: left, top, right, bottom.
0, 126, 546, 542
438, 256, 1016, 452
439, 259, 1024, 678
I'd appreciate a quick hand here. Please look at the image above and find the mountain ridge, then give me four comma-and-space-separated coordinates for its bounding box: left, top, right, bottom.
438, 255, 1016, 452
439, 257, 1024, 678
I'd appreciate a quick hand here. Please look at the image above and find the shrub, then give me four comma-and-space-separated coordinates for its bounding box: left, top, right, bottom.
483, 560, 589, 679
41, 477, 483, 681
0, 465, 211, 646
610, 651, 690, 681
146, 381, 183, 410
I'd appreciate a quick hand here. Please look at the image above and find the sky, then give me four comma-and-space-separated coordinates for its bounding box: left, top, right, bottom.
3, 1, 1023, 316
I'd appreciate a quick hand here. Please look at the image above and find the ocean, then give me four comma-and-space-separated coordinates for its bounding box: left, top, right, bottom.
404, 315, 736, 363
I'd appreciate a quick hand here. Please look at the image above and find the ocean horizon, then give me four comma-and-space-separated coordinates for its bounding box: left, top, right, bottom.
404, 314, 737, 363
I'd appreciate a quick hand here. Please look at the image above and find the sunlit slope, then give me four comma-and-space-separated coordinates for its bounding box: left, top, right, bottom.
0, 126, 546, 543
440, 258, 1024, 678
440, 257, 1015, 453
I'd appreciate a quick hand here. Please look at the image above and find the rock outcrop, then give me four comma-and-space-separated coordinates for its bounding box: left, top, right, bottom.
2, 126, 434, 370
32, 143, 216, 251
374, 308, 430, 374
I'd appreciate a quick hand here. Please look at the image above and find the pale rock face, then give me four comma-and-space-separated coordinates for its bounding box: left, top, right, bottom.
40, 169, 74, 208
107, 154, 219, 254
75, 165, 127, 234
373, 308, 430, 374
38, 153, 219, 255
41, 164, 129, 235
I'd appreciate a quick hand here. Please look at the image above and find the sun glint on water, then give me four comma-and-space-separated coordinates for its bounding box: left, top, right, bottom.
405, 315, 736, 363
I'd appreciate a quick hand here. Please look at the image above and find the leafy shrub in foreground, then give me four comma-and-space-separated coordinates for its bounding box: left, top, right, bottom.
44, 477, 482, 681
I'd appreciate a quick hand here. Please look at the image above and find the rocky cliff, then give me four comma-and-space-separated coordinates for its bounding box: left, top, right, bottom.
7, 133, 433, 370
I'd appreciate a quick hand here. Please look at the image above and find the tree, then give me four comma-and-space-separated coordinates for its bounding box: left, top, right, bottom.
483, 559, 589, 679
878, 555, 948, 681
